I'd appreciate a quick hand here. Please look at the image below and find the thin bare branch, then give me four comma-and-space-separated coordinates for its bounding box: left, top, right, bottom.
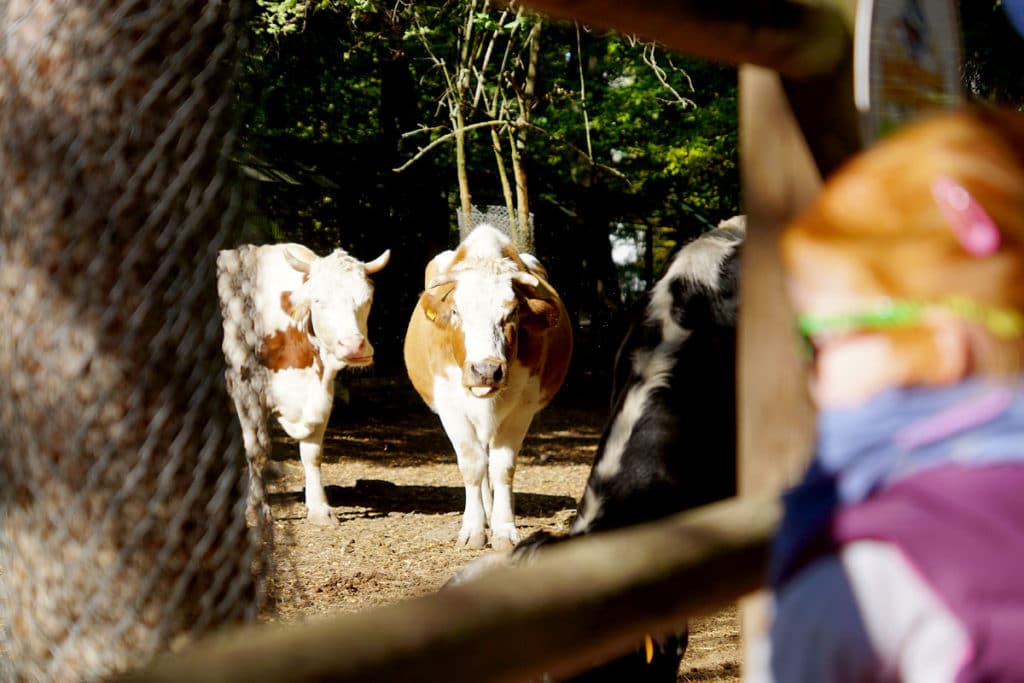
400, 125, 448, 140
641, 42, 697, 109
575, 23, 593, 162
470, 8, 509, 110
411, 9, 458, 109
393, 120, 509, 173
517, 121, 631, 184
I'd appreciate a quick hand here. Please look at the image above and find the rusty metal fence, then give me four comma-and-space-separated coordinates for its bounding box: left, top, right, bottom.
0, 0, 266, 678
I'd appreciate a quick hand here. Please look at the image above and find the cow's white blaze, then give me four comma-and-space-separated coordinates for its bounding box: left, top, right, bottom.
450, 266, 517, 369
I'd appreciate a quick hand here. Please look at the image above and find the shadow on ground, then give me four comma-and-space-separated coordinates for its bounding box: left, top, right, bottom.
268, 479, 577, 518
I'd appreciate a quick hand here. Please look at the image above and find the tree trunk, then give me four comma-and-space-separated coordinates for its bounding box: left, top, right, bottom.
510, 21, 542, 253
491, 123, 518, 224
0, 0, 260, 678
455, 103, 474, 223
455, 2, 478, 226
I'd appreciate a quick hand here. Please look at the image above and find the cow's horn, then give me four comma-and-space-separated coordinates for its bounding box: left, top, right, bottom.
511, 271, 539, 289
364, 249, 391, 274
284, 246, 313, 274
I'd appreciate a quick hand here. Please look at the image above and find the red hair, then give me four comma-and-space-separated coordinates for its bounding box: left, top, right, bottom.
782, 106, 1024, 380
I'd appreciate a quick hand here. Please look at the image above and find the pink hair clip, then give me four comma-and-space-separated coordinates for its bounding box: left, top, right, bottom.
931, 176, 1001, 257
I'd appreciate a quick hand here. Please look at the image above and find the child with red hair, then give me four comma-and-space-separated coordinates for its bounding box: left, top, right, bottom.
747, 106, 1024, 682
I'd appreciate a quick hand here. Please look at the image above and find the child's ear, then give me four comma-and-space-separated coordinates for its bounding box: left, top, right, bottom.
922, 321, 971, 386
891, 322, 970, 388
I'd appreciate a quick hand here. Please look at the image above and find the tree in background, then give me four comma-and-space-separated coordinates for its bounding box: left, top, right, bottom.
398, 1, 544, 249
236, 0, 1019, 387
237, 0, 740, 380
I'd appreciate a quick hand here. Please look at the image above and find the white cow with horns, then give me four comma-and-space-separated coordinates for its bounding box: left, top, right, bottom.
217, 242, 390, 525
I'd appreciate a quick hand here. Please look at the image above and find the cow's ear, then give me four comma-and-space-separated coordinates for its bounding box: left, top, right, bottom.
521, 298, 560, 332
282, 287, 311, 325
421, 284, 454, 326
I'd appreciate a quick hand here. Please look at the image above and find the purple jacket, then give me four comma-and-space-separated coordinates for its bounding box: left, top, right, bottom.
770, 379, 1024, 681
835, 463, 1024, 682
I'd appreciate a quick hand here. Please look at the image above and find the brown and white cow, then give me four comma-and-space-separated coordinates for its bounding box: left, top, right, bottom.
218, 242, 389, 525
404, 224, 573, 549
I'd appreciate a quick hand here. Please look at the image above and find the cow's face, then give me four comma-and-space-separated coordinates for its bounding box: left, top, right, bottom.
285, 247, 390, 369
423, 267, 560, 398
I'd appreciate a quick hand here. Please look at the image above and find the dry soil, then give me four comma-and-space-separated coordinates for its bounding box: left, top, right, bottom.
262, 374, 742, 683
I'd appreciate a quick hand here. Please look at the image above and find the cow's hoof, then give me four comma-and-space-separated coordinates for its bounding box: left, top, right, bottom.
457, 527, 487, 549
490, 525, 520, 551
306, 505, 338, 526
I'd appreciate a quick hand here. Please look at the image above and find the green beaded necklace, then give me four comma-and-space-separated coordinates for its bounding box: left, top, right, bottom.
797, 297, 1024, 356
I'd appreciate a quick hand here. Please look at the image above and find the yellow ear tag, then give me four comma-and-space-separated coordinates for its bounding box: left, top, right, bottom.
644, 634, 654, 664
426, 309, 436, 321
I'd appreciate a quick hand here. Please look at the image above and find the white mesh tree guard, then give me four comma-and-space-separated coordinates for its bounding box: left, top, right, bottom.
457, 205, 536, 253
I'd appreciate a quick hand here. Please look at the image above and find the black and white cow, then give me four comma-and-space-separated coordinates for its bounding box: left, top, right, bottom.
451, 216, 744, 682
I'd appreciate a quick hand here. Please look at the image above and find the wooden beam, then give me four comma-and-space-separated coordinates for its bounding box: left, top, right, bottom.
514, 0, 849, 80
735, 61, 851, 669
737, 67, 821, 499
118, 496, 779, 683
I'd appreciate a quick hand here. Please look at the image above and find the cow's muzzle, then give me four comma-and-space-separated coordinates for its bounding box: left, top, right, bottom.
336, 336, 373, 366
463, 359, 507, 397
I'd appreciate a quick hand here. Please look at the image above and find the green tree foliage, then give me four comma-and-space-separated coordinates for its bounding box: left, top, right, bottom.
238, 5, 457, 370
237, 0, 1019, 385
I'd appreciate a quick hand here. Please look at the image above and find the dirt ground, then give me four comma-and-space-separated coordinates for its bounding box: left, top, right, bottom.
262, 373, 742, 683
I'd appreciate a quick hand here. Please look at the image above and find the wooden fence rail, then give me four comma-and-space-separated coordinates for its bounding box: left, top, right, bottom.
119, 495, 780, 683
512, 0, 850, 80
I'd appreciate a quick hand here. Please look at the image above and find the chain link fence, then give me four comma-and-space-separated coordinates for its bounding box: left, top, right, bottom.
0, 0, 266, 678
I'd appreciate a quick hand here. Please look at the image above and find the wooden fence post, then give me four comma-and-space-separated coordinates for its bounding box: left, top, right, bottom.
735, 0, 860, 662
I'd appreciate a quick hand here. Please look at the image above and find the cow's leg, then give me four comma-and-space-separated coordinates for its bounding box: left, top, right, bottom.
439, 412, 488, 548
481, 469, 493, 527
489, 412, 533, 550
298, 423, 336, 525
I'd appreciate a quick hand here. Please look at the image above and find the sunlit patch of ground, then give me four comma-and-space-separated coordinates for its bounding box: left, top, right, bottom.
262, 374, 741, 682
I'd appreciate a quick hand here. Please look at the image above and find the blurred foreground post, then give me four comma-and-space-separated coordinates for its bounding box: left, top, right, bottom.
0, 0, 262, 678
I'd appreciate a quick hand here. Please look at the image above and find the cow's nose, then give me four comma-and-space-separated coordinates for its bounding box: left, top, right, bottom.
468, 360, 506, 387
338, 336, 368, 359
